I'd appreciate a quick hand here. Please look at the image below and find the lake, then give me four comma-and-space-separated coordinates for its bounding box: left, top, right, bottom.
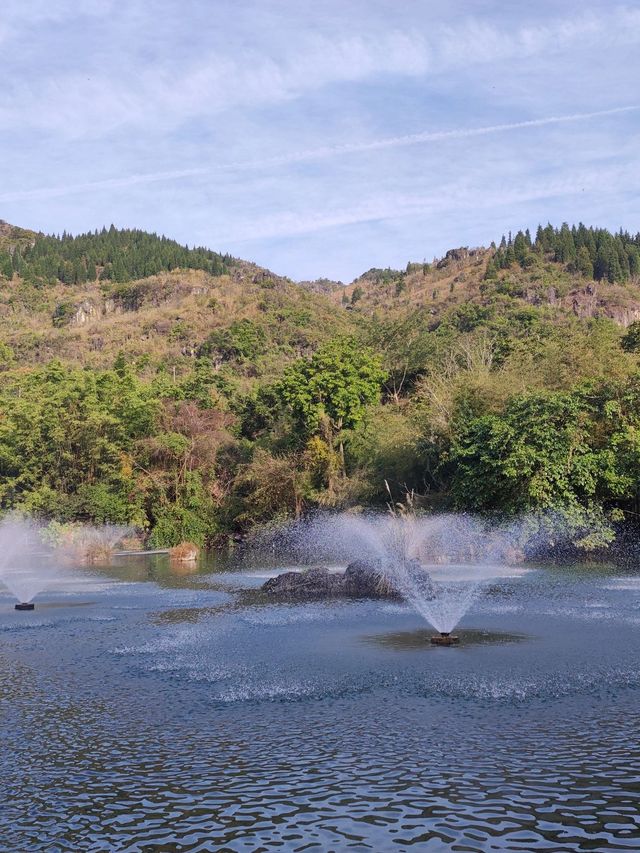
1, 554, 639, 851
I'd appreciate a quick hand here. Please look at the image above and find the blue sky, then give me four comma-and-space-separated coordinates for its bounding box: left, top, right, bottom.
1, 0, 639, 281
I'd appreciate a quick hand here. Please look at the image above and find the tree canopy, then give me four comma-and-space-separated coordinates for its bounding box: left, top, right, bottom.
0, 225, 235, 286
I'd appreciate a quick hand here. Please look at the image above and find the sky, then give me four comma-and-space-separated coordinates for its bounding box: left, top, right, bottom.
1, 1, 639, 281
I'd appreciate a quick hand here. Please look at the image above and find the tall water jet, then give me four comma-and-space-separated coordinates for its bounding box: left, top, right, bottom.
251, 512, 530, 638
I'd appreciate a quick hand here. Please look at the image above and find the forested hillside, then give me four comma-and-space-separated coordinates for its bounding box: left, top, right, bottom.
1, 219, 640, 551
0, 223, 235, 284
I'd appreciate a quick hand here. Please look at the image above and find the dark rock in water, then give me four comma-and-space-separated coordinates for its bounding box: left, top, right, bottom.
261, 560, 402, 600
262, 567, 343, 599
343, 559, 400, 598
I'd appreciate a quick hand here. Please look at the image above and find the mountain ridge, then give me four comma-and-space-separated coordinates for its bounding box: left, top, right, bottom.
2, 218, 640, 376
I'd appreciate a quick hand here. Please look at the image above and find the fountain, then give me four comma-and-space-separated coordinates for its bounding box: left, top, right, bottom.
430, 632, 459, 646
0, 517, 53, 609
0, 517, 128, 610
254, 513, 530, 641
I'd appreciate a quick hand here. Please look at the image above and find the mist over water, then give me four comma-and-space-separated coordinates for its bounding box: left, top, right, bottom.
252, 513, 533, 632
0, 517, 129, 604
0, 517, 54, 603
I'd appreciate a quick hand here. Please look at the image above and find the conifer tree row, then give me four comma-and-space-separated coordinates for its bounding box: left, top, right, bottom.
486, 223, 640, 283
0, 225, 236, 285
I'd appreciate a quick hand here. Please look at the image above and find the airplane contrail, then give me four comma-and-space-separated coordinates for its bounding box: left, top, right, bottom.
1, 105, 638, 204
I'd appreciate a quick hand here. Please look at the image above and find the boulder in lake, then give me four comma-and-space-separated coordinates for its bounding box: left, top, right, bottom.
343, 559, 400, 598
261, 560, 402, 600
262, 566, 342, 598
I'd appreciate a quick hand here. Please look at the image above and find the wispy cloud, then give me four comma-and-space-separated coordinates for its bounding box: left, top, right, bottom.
1, 105, 636, 204
0, 30, 430, 136
219, 161, 640, 243
1, 1, 639, 279
0, 0, 114, 44
2, 7, 640, 137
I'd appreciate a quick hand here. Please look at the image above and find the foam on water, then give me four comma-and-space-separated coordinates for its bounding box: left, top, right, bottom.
240, 602, 343, 626
602, 577, 640, 591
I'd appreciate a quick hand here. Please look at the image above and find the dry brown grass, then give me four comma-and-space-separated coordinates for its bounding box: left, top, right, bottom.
169, 542, 200, 562
0, 265, 351, 376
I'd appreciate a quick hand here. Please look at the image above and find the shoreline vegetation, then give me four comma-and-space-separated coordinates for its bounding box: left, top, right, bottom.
1, 220, 640, 556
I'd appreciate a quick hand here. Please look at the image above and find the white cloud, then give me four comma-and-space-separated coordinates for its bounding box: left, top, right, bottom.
1, 104, 636, 203
2, 7, 640, 137
0, 30, 430, 136
436, 7, 640, 67
220, 160, 640, 243
1, 1, 639, 279
0, 0, 114, 43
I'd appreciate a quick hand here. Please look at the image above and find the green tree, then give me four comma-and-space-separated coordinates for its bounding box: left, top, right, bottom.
575, 246, 593, 278
620, 322, 640, 353
277, 337, 386, 473
449, 391, 602, 514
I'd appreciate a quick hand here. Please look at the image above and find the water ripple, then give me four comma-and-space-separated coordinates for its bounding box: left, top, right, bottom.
2, 565, 640, 852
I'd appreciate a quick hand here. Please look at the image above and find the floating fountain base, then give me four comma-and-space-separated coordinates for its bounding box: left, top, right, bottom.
15, 602, 35, 611
431, 632, 459, 646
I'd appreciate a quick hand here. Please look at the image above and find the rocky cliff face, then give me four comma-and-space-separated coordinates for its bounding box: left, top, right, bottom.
334, 245, 640, 328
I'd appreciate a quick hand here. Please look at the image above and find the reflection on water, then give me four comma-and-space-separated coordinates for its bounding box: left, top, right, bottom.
2, 553, 640, 851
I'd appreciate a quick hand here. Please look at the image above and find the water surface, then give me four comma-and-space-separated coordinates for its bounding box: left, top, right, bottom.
1, 554, 639, 851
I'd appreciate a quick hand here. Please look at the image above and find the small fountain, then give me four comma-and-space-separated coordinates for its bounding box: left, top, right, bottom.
0, 517, 129, 610
0, 517, 53, 610
430, 632, 459, 646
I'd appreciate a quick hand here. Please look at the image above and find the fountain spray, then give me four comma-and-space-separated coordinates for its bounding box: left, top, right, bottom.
254, 512, 532, 644
0, 517, 53, 610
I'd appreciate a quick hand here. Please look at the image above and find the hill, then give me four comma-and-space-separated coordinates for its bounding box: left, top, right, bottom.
338, 230, 640, 328
1, 219, 640, 552
0, 225, 354, 382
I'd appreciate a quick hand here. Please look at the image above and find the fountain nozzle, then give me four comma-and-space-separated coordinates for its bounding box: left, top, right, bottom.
15, 602, 35, 611
431, 631, 459, 646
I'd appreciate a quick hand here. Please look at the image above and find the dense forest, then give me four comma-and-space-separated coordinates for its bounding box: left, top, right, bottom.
1, 219, 640, 551
0, 225, 235, 285
487, 223, 640, 283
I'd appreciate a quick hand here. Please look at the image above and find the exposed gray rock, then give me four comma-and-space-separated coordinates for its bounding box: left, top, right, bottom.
71, 300, 99, 325
343, 559, 399, 598
261, 561, 402, 600
262, 567, 342, 598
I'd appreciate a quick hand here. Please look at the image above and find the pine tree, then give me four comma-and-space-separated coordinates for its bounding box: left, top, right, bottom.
0, 252, 13, 279
513, 231, 528, 267
605, 245, 622, 283
594, 246, 608, 281
575, 246, 593, 278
